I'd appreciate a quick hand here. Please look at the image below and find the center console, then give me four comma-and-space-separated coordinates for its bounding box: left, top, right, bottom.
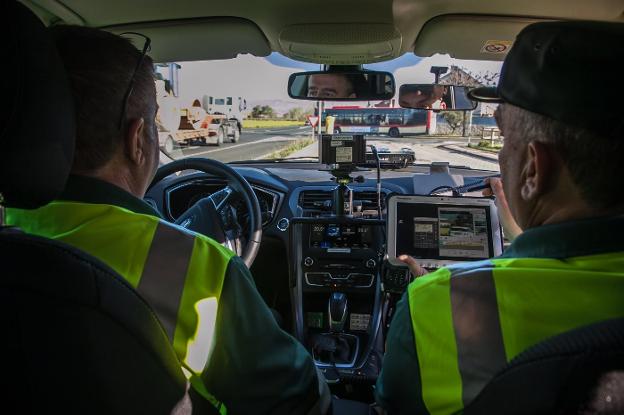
289, 217, 385, 383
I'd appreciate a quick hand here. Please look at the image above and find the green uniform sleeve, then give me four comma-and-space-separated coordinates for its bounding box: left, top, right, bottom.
202, 256, 320, 415
375, 292, 430, 415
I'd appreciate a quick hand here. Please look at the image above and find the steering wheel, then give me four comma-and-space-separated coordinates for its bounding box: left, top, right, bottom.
148, 158, 262, 268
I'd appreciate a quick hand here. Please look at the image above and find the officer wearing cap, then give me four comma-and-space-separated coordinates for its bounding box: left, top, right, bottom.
375, 21, 624, 414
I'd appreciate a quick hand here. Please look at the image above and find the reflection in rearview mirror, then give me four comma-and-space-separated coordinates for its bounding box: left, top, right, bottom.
399, 84, 477, 110
288, 70, 395, 101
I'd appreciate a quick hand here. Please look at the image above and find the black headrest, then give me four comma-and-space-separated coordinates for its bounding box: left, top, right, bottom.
0, 1, 74, 209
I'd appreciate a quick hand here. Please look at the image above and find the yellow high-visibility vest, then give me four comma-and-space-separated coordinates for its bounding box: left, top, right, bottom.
8, 201, 234, 414
408, 256, 624, 414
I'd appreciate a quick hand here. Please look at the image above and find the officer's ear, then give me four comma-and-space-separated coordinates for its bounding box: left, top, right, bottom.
124, 118, 147, 166
520, 141, 556, 201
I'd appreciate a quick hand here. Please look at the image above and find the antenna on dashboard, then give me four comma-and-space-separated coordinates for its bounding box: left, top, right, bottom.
368, 144, 383, 219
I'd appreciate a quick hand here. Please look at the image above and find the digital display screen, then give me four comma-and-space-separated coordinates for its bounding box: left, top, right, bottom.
310, 224, 373, 249
395, 203, 493, 260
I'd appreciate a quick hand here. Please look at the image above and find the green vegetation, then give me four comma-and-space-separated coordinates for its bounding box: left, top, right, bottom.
265, 137, 316, 159
250, 105, 275, 118
468, 140, 503, 153
441, 111, 465, 134
243, 119, 305, 128
283, 107, 314, 121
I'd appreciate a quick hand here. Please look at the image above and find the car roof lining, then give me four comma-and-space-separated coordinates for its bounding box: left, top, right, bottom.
23, 0, 624, 63
104, 18, 272, 62
413, 14, 549, 62
22, 0, 84, 26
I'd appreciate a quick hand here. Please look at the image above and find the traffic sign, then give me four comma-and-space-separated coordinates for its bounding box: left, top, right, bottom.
307, 116, 319, 128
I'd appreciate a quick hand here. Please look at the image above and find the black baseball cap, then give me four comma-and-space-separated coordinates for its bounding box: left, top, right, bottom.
468, 21, 624, 137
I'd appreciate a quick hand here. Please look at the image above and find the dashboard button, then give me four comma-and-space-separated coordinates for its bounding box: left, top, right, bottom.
304, 257, 314, 267
365, 259, 377, 269
277, 217, 289, 232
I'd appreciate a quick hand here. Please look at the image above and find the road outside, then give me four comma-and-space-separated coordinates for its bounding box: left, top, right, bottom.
164, 125, 500, 172
163, 125, 313, 163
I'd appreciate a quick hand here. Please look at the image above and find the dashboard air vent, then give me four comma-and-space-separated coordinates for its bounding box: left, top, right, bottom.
353, 191, 386, 218
299, 190, 332, 216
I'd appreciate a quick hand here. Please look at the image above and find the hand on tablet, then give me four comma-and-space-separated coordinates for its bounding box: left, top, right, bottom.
398, 255, 429, 277
482, 177, 523, 241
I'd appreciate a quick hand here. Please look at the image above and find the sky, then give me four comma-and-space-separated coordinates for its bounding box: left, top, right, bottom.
174, 52, 503, 114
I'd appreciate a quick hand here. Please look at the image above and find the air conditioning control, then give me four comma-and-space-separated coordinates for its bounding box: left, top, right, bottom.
304, 257, 314, 267
365, 259, 377, 269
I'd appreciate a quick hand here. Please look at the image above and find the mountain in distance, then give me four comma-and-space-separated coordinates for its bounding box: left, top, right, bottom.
247, 99, 315, 117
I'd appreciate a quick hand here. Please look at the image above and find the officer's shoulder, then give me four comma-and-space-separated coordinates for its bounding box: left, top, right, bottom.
445, 259, 496, 277
408, 259, 495, 291
156, 220, 236, 260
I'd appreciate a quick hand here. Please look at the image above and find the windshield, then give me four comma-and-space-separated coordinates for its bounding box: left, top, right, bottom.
157, 53, 502, 172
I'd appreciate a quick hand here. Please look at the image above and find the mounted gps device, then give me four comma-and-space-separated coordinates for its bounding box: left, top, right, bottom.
386, 195, 503, 268
318, 134, 370, 217
319, 134, 366, 166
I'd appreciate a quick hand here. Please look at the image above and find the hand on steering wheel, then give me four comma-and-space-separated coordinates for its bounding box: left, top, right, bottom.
175, 186, 244, 255
148, 158, 262, 268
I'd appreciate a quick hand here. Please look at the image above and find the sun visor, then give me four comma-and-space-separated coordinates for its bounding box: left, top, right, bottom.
279, 23, 402, 65
414, 15, 545, 61
106, 18, 271, 62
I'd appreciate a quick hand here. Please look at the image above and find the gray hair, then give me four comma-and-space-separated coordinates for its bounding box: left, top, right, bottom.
499, 104, 623, 209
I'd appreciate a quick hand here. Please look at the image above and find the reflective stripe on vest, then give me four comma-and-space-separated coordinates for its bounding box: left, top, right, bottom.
6, 201, 235, 412
448, 262, 507, 406
138, 221, 195, 342
408, 255, 624, 415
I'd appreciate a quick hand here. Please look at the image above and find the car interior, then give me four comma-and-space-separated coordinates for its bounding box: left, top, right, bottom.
2, 0, 623, 413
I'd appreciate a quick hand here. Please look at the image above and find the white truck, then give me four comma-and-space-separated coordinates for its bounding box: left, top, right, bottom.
155, 63, 242, 153
202, 95, 247, 135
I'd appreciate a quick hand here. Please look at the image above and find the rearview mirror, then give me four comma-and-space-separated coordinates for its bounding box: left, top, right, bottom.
399, 84, 477, 110
288, 70, 395, 101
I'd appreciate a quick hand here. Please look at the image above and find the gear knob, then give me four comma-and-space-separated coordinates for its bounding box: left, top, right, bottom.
328, 292, 348, 332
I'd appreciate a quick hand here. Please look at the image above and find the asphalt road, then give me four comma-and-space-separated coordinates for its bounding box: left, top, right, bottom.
164, 125, 499, 171
166, 125, 314, 163
365, 137, 500, 171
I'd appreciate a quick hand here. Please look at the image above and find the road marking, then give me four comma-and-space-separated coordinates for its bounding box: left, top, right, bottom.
245, 130, 272, 134
252, 139, 298, 160
184, 136, 296, 157
244, 126, 309, 134
263, 128, 309, 134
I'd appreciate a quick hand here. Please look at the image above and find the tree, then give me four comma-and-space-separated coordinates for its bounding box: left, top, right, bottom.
284, 107, 311, 121
262, 105, 275, 118
441, 111, 464, 134
250, 105, 262, 118
438, 66, 500, 136
251, 105, 275, 119
439, 65, 499, 87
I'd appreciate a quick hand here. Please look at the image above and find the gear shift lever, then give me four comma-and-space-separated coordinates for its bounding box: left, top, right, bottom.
311, 293, 356, 368
328, 292, 348, 332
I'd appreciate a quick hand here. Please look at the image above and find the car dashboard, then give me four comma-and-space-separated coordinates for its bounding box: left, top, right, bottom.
147, 161, 494, 225
145, 160, 497, 384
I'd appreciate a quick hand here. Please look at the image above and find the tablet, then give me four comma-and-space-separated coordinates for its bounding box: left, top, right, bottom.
386, 195, 503, 267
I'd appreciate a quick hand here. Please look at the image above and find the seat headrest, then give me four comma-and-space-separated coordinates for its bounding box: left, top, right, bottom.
0, 1, 75, 209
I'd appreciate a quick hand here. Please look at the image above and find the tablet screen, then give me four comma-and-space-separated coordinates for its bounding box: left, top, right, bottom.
392, 200, 497, 261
